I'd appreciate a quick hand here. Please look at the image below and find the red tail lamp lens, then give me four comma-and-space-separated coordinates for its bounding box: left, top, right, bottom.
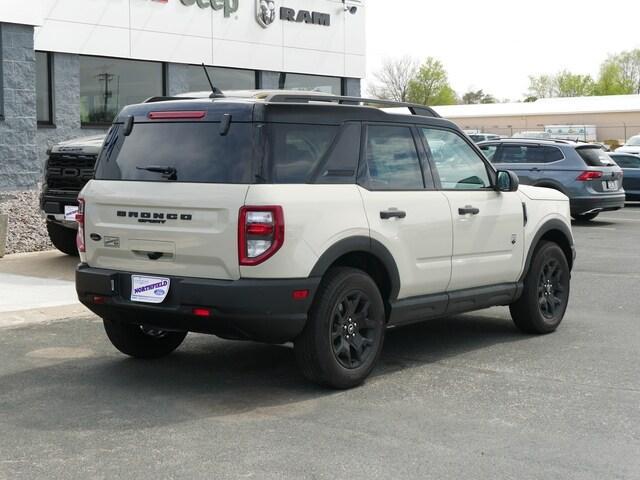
192, 308, 212, 318
148, 111, 206, 120
292, 290, 310, 300
576, 171, 603, 181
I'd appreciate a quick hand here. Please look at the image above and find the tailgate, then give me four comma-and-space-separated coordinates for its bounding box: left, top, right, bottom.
82, 180, 248, 280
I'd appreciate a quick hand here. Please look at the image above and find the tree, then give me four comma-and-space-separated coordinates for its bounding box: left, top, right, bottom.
594, 60, 633, 96
527, 74, 557, 99
368, 56, 419, 102
555, 71, 595, 97
406, 58, 458, 106
609, 50, 640, 94
462, 89, 497, 104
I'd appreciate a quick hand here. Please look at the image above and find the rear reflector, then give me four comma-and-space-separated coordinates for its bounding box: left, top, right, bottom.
576, 171, 603, 181
192, 308, 212, 318
92, 296, 106, 305
292, 290, 310, 300
148, 111, 206, 120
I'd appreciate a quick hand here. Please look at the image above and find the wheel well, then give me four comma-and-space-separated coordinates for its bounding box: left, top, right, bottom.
328, 251, 393, 319
539, 229, 574, 269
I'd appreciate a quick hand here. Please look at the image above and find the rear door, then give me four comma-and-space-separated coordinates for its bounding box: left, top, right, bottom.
358, 124, 453, 299
83, 120, 256, 281
420, 128, 524, 291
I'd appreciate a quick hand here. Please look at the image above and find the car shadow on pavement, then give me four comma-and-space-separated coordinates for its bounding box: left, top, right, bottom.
571, 219, 616, 227
0, 312, 528, 432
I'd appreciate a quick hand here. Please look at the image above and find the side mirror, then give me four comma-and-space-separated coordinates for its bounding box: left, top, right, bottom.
496, 170, 519, 192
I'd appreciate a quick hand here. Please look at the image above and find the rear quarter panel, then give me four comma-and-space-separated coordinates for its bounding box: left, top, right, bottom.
241, 185, 369, 279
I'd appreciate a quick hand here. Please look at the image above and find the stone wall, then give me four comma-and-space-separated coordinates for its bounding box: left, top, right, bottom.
0, 23, 38, 191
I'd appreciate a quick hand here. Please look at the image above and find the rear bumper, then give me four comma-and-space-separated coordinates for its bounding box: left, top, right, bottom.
570, 194, 625, 216
40, 189, 80, 224
76, 264, 320, 344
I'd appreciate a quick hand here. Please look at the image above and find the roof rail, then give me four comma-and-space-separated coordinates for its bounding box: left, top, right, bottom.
264, 93, 441, 118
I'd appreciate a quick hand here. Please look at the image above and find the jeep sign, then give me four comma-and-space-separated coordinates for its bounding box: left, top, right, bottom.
179, 0, 239, 17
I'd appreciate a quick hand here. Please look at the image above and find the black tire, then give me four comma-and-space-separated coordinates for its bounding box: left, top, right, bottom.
294, 267, 386, 389
103, 317, 187, 359
572, 212, 599, 222
46, 220, 79, 256
510, 241, 570, 334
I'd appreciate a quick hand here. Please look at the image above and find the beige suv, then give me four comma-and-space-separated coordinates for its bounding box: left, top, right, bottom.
76, 91, 575, 389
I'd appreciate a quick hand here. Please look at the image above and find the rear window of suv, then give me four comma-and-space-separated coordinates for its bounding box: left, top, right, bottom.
96, 122, 256, 183
576, 146, 616, 167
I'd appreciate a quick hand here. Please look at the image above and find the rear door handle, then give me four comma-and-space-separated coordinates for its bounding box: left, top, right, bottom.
458, 206, 480, 216
380, 210, 407, 220
530, 167, 541, 172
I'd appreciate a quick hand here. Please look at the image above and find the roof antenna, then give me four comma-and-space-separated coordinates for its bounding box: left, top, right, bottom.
202, 63, 224, 98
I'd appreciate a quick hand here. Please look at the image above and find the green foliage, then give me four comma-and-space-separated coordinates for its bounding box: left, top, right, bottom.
462, 89, 497, 104
594, 60, 633, 95
555, 71, 595, 97
406, 58, 458, 106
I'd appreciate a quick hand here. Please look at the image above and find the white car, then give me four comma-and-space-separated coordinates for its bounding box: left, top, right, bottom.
75, 91, 576, 389
615, 135, 640, 155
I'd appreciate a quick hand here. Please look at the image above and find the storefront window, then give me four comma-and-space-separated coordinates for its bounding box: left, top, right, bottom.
184, 65, 256, 92
279, 73, 342, 94
80, 56, 164, 125
36, 52, 53, 124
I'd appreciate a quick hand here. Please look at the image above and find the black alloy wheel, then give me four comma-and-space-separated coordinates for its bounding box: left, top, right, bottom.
330, 290, 379, 370
510, 241, 570, 334
537, 257, 567, 320
294, 267, 386, 389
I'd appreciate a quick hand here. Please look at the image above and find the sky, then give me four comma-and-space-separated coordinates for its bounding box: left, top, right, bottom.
365, 0, 640, 102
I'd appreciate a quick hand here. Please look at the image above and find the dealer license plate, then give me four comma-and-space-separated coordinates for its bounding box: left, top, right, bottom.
603, 180, 618, 191
64, 205, 79, 221
131, 275, 170, 304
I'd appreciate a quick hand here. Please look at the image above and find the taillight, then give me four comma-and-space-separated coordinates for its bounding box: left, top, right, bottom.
76, 198, 86, 253
576, 171, 603, 181
238, 206, 284, 266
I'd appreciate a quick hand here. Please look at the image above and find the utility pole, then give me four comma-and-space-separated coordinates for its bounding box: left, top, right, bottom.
96, 73, 114, 122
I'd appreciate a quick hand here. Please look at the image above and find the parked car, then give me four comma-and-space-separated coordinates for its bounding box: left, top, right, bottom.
468, 133, 501, 143
610, 153, 640, 201
76, 90, 575, 389
512, 131, 552, 140
615, 135, 640, 155
479, 138, 625, 221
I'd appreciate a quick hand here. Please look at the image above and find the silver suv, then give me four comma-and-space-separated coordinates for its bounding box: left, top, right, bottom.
479, 139, 625, 221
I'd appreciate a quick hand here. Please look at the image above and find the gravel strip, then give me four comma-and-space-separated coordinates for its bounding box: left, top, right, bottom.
0, 190, 53, 255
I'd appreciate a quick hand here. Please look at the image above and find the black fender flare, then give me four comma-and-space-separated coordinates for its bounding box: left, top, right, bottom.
520, 219, 575, 284
309, 236, 401, 301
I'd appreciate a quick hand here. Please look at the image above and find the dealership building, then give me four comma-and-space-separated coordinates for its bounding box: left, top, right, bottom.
0, 0, 366, 190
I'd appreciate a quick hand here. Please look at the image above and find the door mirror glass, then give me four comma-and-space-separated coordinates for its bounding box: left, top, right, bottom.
497, 170, 519, 192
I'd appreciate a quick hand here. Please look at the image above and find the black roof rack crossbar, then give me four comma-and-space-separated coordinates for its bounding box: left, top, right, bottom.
264, 93, 441, 118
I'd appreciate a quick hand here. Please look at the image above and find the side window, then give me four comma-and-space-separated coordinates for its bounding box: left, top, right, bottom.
623, 156, 640, 168
421, 128, 491, 190
268, 124, 338, 183
479, 144, 498, 162
365, 125, 424, 190
497, 145, 527, 164
542, 146, 564, 163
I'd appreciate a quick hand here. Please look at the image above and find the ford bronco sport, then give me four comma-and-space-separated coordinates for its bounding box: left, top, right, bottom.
76, 91, 575, 389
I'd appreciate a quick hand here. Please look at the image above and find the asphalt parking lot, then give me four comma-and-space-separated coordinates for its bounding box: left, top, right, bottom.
1, 206, 639, 480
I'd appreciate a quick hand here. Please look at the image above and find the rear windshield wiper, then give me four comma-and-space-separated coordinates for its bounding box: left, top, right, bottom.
136, 165, 177, 181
